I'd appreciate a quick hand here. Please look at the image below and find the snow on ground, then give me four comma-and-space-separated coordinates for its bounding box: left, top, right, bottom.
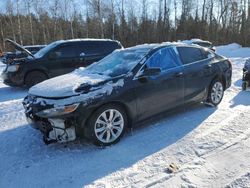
0, 44, 250, 188
216, 43, 250, 58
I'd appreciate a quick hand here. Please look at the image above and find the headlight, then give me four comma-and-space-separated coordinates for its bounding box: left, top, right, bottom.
7, 65, 20, 72
36, 103, 79, 118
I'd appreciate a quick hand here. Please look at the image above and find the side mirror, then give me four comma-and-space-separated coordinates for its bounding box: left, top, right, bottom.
48, 52, 58, 60
138, 67, 161, 78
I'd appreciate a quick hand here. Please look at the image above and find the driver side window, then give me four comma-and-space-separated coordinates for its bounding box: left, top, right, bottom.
146, 47, 181, 71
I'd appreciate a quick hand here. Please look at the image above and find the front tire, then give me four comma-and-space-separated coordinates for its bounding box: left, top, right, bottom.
85, 104, 127, 146
206, 79, 224, 106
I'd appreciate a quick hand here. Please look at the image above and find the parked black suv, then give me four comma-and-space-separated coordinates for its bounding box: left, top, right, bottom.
23, 43, 232, 146
1, 39, 122, 87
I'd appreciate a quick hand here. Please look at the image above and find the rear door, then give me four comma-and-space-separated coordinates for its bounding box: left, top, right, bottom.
135, 47, 184, 121
177, 46, 214, 103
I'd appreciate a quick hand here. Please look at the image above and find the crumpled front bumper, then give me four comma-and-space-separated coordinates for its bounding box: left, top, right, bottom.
23, 96, 77, 144
26, 116, 77, 144
27, 114, 76, 144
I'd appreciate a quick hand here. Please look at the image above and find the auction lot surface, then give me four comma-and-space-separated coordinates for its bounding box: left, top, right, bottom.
1, 45, 250, 187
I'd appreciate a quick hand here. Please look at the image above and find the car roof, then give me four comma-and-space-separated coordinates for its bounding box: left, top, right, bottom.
58, 38, 121, 43
123, 42, 202, 54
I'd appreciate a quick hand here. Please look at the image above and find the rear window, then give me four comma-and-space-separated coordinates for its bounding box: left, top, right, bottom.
177, 47, 207, 65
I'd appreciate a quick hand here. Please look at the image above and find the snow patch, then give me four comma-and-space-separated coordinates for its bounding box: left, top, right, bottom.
217, 43, 250, 58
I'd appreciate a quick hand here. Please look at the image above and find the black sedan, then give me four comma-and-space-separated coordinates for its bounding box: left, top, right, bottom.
23, 43, 232, 146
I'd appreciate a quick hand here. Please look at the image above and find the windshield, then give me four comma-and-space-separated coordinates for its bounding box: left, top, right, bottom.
86, 48, 149, 77
34, 41, 62, 58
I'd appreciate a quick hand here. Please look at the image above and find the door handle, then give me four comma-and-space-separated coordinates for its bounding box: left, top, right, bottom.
175, 72, 184, 78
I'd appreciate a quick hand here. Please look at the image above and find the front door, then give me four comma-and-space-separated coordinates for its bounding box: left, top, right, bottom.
134, 47, 184, 121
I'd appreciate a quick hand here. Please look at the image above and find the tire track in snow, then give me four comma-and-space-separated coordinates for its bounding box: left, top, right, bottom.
141, 110, 250, 188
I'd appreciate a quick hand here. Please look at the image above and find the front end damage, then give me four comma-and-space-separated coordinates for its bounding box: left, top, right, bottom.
46, 119, 76, 144
23, 95, 77, 144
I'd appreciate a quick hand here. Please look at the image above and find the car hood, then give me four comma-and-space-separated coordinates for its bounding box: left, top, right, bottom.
5, 39, 34, 58
29, 69, 118, 98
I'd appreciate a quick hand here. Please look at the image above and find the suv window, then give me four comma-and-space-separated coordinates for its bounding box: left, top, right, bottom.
54, 44, 77, 58
78, 42, 100, 56
100, 42, 121, 54
146, 47, 181, 70
78, 41, 121, 56
177, 47, 206, 65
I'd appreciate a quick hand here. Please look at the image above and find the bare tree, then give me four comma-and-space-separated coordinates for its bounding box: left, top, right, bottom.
1, 0, 250, 50
6, 0, 16, 42
16, 0, 23, 45
26, 0, 34, 44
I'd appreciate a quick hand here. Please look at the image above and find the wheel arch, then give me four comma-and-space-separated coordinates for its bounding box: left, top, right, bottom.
24, 69, 49, 82
211, 74, 226, 90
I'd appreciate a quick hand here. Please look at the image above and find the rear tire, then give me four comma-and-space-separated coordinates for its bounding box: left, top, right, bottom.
84, 104, 127, 146
206, 79, 224, 107
25, 71, 47, 88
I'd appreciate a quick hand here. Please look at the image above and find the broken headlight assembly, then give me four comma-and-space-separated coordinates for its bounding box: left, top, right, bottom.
36, 103, 80, 118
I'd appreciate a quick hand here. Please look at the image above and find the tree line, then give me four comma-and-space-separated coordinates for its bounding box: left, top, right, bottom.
0, 0, 250, 51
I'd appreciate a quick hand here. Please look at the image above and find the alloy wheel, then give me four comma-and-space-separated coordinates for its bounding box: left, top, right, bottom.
94, 109, 124, 144
211, 82, 224, 104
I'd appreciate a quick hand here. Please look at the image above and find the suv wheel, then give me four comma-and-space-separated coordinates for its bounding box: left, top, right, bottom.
206, 79, 224, 106
25, 71, 47, 88
85, 104, 127, 146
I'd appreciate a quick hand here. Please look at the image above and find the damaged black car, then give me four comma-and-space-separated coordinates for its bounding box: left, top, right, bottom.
23, 43, 232, 146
